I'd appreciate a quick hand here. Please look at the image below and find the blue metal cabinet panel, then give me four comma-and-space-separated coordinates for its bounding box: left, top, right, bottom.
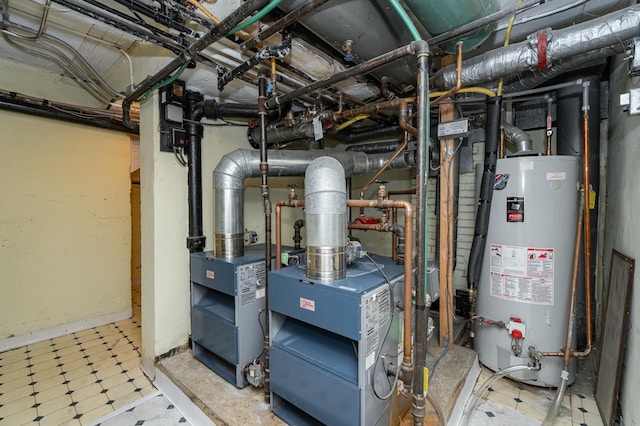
190, 252, 235, 295
191, 306, 238, 364
271, 345, 359, 426
269, 273, 362, 340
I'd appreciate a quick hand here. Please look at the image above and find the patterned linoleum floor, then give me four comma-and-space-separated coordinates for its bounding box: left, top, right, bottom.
467, 365, 604, 426
0, 284, 157, 425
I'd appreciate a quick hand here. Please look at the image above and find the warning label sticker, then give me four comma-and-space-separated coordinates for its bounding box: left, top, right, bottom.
489, 244, 554, 305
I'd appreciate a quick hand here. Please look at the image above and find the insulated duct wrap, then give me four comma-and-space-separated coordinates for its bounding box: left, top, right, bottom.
432, 4, 640, 90
213, 149, 413, 258
304, 157, 347, 281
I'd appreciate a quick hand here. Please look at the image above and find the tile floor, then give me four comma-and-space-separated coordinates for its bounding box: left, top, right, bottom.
0, 284, 156, 426
94, 393, 191, 426
2, 280, 606, 426
467, 365, 604, 426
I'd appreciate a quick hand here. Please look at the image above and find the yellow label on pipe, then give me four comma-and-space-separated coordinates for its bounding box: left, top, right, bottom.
423, 367, 429, 396
589, 185, 596, 210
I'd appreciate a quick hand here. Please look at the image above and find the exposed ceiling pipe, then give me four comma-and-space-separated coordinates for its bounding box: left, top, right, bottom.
501, 45, 621, 93
426, 0, 541, 48
432, 4, 640, 90
121, 0, 270, 129
0, 92, 137, 134
240, 0, 330, 51
49, 0, 184, 55
265, 41, 428, 109
218, 32, 292, 91
213, 148, 414, 259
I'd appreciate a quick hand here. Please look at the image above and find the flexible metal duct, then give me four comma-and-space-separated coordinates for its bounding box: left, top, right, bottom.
213, 149, 413, 258
305, 157, 347, 281
432, 4, 640, 90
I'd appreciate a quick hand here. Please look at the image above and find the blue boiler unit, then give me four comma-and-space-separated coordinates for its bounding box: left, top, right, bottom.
268, 255, 410, 426
190, 245, 269, 388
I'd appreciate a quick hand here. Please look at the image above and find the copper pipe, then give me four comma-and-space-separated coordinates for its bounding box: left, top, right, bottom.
499, 127, 505, 159
578, 86, 593, 357
331, 98, 417, 136
274, 198, 414, 371
542, 206, 583, 359
347, 199, 414, 369
274, 200, 305, 270
542, 83, 593, 359
429, 42, 463, 107
392, 207, 398, 262
359, 132, 409, 199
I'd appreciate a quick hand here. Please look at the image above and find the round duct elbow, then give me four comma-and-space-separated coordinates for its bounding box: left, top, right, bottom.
304, 156, 347, 281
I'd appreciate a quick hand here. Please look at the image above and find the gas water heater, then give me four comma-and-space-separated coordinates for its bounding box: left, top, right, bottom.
475, 156, 580, 387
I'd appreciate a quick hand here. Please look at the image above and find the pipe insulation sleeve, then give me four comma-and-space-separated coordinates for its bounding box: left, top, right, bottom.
467, 96, 502, 294
432, 4, 640, 89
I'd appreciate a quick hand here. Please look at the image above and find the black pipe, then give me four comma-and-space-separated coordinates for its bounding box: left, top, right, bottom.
335, 125, 404, 143
411, 40, 430, 426
345, 141, 402, 153
293, 219, 305, 250
0, 94, 138, 134
257, 68, 273, 404
219, 32, 292, 91
247, 121, 314, 148
185, 91, 206, 253
50, 0, 183, 55
109, 0, 198, 35
202, 99, 290, 122
79, 0, 192, 42
467, 96, 502, 313
122, 0, 270, 129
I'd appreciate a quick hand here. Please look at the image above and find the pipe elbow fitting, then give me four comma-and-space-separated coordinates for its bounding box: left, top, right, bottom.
400, 361, 414, 388
411, 39, 430, 56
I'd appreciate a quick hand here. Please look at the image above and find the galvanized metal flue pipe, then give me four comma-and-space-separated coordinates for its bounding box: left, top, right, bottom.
241, 0, 330, 51
121, 0, 270, 128
264, 41, 428, 109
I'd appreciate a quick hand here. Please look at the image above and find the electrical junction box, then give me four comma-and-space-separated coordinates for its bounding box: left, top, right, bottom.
268, 254, 411, 426
190, 245, 272, 388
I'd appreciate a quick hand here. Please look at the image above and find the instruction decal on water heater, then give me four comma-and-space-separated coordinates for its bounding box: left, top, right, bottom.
489, 244, 555, 305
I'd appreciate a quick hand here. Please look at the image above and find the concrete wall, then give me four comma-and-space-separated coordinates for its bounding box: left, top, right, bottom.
604, 54, 640, 426
0, 109, 132, 340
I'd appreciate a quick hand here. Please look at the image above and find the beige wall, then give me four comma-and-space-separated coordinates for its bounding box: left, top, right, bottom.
0, 110, 132, 339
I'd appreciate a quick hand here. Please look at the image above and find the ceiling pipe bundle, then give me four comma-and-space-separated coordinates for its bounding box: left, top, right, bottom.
121, 0, 270, 129
432, 4, 640, 90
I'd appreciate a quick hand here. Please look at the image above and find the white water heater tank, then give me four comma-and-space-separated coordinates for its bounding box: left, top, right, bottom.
474, 156, 580, 387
